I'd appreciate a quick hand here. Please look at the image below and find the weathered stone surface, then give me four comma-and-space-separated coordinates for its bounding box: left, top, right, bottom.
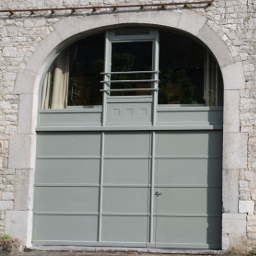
0, 201, 13, 210
239, 200, 255, 214
178, 9, 207, 36
222, 62, 245, 90
14, 169, 34, 211
5, 210, 33, 247
223, 90, 240, 132
8, 135, 36, 169
223, 169, 239, 213
223, 132, 248, 169
222, 213, 247, 251
18, 94, 37, 134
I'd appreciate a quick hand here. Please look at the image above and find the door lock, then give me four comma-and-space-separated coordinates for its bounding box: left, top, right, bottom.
155, 190, 163, 196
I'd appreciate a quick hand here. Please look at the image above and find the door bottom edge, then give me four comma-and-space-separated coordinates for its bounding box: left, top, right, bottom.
29, 245, 222, 254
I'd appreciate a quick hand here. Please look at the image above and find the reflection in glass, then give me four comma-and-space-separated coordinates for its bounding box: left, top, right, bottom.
41, 50, 69, 109
68, 33, 105, 106
41, 28, 223, 109
110, 42, 153, 96
158, 30, 223, 106
41, 33, 105, 109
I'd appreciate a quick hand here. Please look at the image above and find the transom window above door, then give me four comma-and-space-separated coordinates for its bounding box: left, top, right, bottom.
41, 27, 223, 109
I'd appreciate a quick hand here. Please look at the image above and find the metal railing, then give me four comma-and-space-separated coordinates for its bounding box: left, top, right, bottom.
100, 70, 159, 92
100, 88, 159, 92
0, 1, 214, 16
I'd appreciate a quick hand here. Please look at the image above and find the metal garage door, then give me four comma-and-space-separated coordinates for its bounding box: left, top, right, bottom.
33, 27, 223, 249
33, 129, 222, 249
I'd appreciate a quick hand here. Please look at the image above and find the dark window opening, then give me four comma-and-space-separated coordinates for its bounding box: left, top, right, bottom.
41, 28, 223, 109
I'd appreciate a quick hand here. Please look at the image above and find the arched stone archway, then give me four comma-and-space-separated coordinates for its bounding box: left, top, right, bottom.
8, 9, 247, 250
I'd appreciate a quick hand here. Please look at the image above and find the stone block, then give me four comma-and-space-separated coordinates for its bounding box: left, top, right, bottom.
223, 169, 239, 213
197, 25, 234, 68
178, 9, 206, 36
78, 13, 119, 32
145, 11, 181, 28
8, 135, 36, 169
0, 101, 10, 109
222, 213, 247, 251
3, 47, 17, 57
223, 90, 240, 132
244, 64, 254, 72
25, 31, 63, 75
239, 200, 254, 214
18, 94, 38, 135
53, 16, 80, 41
14, 169, 34, 211
14, 69, 38, 94
222, 62, 245, 90
5, 211, 33, 247
223, 132, 248, 169
2, 192, 14, 201
0, 201, 13, 210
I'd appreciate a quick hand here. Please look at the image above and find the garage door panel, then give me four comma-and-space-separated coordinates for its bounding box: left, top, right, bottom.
34, 129, 222, 248
37, 132, 101, 156
155, 158, 222, 186
156, 131, 222, 156
155, 188, 222, 215
104, 132, 151, 156
101, 216, 149, 242
155, 216, 221, 247
104, 159, 151, 185
36, 159, 100, 184
33, 215, 98, 242
103, 188, 150, 214
35, 187, 99, 213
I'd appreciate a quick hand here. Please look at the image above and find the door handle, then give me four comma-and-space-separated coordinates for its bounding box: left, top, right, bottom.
155, 190, 163, 196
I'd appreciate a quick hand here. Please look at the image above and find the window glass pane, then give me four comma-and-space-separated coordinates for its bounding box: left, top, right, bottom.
41, 28, 223, 109
68, 33, 105, 106
158, 29, 223, 106
110, 42, 153, 96
41, 33, 105, 109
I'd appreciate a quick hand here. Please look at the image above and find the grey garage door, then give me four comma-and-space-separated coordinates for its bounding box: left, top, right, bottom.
33, 130, 222, 249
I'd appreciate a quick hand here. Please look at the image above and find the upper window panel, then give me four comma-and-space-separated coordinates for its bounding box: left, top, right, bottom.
41, 28, 223, 109
110, 41, 153, 96
158, 29, 223, 106
41, 33, 105, 109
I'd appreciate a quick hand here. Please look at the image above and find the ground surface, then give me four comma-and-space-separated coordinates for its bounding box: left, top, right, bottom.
3, 251, 250, 256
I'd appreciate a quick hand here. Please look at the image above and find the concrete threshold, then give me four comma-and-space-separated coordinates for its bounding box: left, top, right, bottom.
29, 246, 221, 254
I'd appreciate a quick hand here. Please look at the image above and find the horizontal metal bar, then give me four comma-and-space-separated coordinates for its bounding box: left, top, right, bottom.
101, 71, 159, 75
103, 184, 151, 188
101, 213, 150, 216
100, 88, 159, 92
0, 1, 214, 15
100, 79, 159, 83
37, 155, 101, 159
34, 212, 220, 217
155, 155, 221, 159
104, 156, 152, 159
34, 212, 99, 216
154, 184, 221, 188
36, 125, 223, 131
153, 213, 221, 217
35, 183, 100, 187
